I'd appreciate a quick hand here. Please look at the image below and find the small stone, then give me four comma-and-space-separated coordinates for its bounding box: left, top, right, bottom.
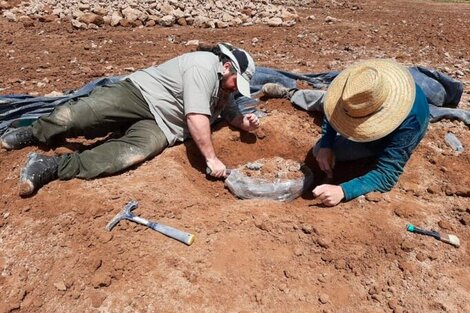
38, 15, 55, 23
186, 40, 200, 46
325, 16, 339, 23
267, 17, 282, 27
54, 281, 67, 291
460, 216, 470, 226
319, 293, 329, 304
401, 240, 415, 252
0, 1, 13, 10
254, 128, 266, 139
398, 261, 416, 273
89, 291, 107, 308
173, 17, 186, 26
365, 192, 381, 202
99, 232, 113, 243
416, 253, 427, 262
426, 185, 440, 194
91, 272, 112, 288
370, 294, 381, 302
254, 220, 273, 232
428, 252, 438, 261
437, 220, 452, 230
160, 15, 176, 27
316, 238, 330, 249
301, 224, 313, 234
293, 247, 304, 256
368, 286, 378, 295
78, 13, 104, 26
394, 206, 414, 218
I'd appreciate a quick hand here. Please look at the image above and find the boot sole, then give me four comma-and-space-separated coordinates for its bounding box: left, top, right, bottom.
19, 179, 35, 197
0, 139, 13, 150
18, 153, 38, 196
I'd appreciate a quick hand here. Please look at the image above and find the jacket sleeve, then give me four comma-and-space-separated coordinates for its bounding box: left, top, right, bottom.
339, 116, 424, 201
319, 117, 337, 148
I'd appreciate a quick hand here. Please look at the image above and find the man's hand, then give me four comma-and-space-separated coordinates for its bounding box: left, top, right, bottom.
316, 148, 335, 178
206, 157, 227, 178
241, 113, 260, 132
312, 184, 344, 206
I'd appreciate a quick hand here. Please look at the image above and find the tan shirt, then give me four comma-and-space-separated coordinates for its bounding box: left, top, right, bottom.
127, 51, 231, 146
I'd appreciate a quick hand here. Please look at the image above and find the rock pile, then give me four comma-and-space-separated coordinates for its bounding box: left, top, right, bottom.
0, 0, 305, 29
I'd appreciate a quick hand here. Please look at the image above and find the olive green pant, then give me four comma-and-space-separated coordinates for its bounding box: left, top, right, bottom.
32, 80, 168, 180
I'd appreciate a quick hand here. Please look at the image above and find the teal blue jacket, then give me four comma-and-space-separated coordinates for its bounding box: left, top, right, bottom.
320, 84, 430, 201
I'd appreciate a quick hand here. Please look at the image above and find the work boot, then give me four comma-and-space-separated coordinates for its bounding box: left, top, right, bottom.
261, 83, 290, 98
1, 126, 38, 150
19, 153, 59, 197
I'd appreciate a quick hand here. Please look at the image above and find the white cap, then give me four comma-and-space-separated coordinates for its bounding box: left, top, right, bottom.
218, 43, 255, 98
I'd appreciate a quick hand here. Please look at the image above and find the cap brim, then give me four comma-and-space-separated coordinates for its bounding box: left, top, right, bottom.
237, 73, 251, 98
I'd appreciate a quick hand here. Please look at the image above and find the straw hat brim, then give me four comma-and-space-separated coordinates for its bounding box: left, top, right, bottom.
324, 59, 415, 142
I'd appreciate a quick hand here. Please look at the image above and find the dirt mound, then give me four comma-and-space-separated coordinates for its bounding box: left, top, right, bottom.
237, 157, 304, 180
0, 0, 469, 312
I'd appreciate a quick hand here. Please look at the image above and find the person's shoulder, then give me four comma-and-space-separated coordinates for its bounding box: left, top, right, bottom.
414, 83, 428, 105
180, 51, 219, 64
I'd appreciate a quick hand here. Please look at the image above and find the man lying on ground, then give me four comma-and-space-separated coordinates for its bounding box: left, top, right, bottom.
1, 43, 260, 197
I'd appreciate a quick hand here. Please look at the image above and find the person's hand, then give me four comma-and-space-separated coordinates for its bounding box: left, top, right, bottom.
312, 184, 344, 206
316, 148, 335, 178
242, 113, 260, 132
206, 157, 227, 178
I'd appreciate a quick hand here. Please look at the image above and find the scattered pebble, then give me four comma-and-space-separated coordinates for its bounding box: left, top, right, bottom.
319, 293, 329, 304
53, 281, 67, 291
2, 0, 300, 29
437, 220, 452, 230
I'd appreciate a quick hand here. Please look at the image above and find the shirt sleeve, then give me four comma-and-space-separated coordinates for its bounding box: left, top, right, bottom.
319, 117, 337, 148
182, 66, 217, 116
339, 116, 424, 201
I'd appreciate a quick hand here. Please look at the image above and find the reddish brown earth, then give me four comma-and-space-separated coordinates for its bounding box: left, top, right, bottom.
0, 1, 469, 312
237, 157, 304, 180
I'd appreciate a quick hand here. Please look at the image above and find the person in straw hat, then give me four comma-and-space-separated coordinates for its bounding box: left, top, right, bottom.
312, 59, 429, 206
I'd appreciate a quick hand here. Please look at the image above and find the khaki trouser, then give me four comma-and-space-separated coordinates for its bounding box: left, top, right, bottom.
32, 79, 168, 180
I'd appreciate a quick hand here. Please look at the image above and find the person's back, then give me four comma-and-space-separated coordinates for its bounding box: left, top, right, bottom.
0, 43, 259, 196
128, 51, 223, 145
313, 59, 430, 206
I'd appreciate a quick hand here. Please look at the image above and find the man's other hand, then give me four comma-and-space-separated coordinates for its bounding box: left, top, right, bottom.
242, 113, 260, 132
316, 148, 335, 178
312, 184, 344, 206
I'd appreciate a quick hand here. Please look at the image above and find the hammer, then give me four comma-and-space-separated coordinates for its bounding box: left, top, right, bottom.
106, 200, 195, 246
206, 167, 232, 176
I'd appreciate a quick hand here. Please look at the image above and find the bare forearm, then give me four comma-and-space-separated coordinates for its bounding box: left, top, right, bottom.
186, 113, 216, 160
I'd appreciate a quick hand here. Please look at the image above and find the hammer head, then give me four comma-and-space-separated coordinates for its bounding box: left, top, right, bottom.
105, 200, 139, 231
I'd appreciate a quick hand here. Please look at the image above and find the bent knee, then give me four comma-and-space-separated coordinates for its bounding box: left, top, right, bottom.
51, 105, 74, 127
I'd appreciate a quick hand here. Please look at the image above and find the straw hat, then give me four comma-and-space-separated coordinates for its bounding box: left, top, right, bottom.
324, 59, 415, 142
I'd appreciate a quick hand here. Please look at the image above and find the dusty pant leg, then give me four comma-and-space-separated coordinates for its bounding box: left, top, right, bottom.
57, 119, 168, 180
31, 80, 153, 143
312, 136, 384, 161
290, 89, 326, 112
